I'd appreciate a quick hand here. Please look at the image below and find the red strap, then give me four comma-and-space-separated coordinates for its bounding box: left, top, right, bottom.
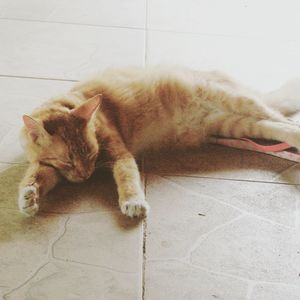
239, 138, 292, 152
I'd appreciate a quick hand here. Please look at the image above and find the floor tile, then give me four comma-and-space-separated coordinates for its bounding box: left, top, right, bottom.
251, 283, 300, 300
0, 20, 145, 80
147, 30, 300, 92
0, 209, 64, 296
148, 0, 300, 41
144, 175, 300, 297
145, 175, 241, 260
145, 260, 248, 300
0, 125, 27, 163
0, 77, 73, 126
0, 77, 73, 163
1, 0, 300, 298
7, 260, 141, 300
0, 0, 146, 29
0, 166, 143, 299
165, 176, 299, 227
53, 211, 143, 273
191, 215, 300, 284
0, 162, 20, 173
0, 164, 28, 210
144, 145, 297, 183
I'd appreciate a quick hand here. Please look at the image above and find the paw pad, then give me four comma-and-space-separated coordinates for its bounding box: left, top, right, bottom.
120, 198, 150, 218
18, 186, 39, 216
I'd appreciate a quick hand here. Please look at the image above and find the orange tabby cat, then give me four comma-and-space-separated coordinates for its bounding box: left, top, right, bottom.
19, 66, 300, 217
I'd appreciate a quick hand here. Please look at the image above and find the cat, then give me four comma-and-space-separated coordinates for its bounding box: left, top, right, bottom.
18, 66, 300, 218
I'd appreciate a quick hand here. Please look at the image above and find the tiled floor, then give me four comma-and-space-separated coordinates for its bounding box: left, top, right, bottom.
1, 1, 300, 299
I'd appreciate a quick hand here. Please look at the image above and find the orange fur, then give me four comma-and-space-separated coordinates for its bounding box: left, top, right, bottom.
18, 66, 300, 217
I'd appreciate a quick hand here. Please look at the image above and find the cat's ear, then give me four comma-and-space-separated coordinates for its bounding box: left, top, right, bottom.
71, 94, 102, 122
22, 115, 48, 141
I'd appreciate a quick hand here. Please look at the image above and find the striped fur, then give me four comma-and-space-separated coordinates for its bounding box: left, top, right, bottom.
19, 66, 300, 217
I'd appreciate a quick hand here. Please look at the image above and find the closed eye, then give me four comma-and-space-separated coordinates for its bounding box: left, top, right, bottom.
42, 158, 73, 168
88, 152, 98, 160
58, 160, 73, 168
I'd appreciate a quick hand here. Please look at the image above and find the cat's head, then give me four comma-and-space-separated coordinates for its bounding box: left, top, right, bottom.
22, 95, 101, 183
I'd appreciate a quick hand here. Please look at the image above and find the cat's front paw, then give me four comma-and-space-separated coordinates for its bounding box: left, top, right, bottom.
18, 185, 39, 216
120, 198, 150, 218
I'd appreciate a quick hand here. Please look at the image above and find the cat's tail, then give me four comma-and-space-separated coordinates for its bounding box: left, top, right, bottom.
263, 78, 300, 116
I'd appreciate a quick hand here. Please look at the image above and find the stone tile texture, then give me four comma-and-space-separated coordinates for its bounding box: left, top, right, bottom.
1, 0, 300, 299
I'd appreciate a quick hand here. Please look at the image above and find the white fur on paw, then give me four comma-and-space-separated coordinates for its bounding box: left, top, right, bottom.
120, 198, 150, 218
18, 186, 39, 216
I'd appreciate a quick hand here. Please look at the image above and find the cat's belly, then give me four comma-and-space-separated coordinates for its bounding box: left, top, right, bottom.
130, 108, 210, 154
174, 105, 211, 147
130, 120, 176, 154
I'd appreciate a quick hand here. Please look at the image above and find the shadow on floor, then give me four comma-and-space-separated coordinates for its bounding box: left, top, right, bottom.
144, 144, 296, 182
0, 144, 297, 243
0, 165, 140, 244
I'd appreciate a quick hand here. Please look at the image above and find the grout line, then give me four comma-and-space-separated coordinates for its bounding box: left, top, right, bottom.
0, 74, 78, 82
183, 214, 247, 263
1, 17, 299, 44
1, 216, 69, 299
142, 219, 147, 300
50, 216, 70, 259
0, 161, 28, 165
53, 256, 136, 274
295, 185, 300, 229
162, 175, 296, 230
2, 262, 50, 300
0, 17, 145, 31
159, 173, 300, 187
146, 27, 300, 44
148, 257, 300, 288
142, 172, 148, 300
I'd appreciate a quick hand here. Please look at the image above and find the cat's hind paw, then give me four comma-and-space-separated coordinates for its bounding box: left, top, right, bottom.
120, 198, 150, 218
18, 185, 39, 216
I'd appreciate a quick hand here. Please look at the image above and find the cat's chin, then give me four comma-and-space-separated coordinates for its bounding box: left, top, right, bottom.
62, 173, 91, 183
67, 176, 89, 183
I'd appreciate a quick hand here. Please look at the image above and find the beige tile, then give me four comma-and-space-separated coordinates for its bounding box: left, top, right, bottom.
145, 175, 241, 259
144, 145, 296, 183
0, 77, 73, 163
0, 165, 142, 299
0, 122, 12, 141
0, 163, 28, 210
191, 215, 300, 284
165, 176, 299, 227
7, 260, 141, 300
53, 211, 143, 273
148, 0, 300, 41
0, 162, 23, 172
0, 20, 145, 80
145, 260, 248, 300
251, 283, 300, 300
0, 125, 27, 163
0, 0, 146, 28
273, 164, 300, 186
147, 30, 300, 92
0, 77, 73, 126
0, 209, 64, 296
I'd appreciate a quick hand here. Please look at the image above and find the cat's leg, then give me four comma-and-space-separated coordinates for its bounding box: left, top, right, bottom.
19, 163, 62, 216
113, 156, 149, 218
211, 113, 300, 149
206, 90, 300, 147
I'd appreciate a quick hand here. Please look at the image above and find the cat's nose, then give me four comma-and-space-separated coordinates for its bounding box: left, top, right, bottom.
76, 168, 90, 180
76, 168, 91, 179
